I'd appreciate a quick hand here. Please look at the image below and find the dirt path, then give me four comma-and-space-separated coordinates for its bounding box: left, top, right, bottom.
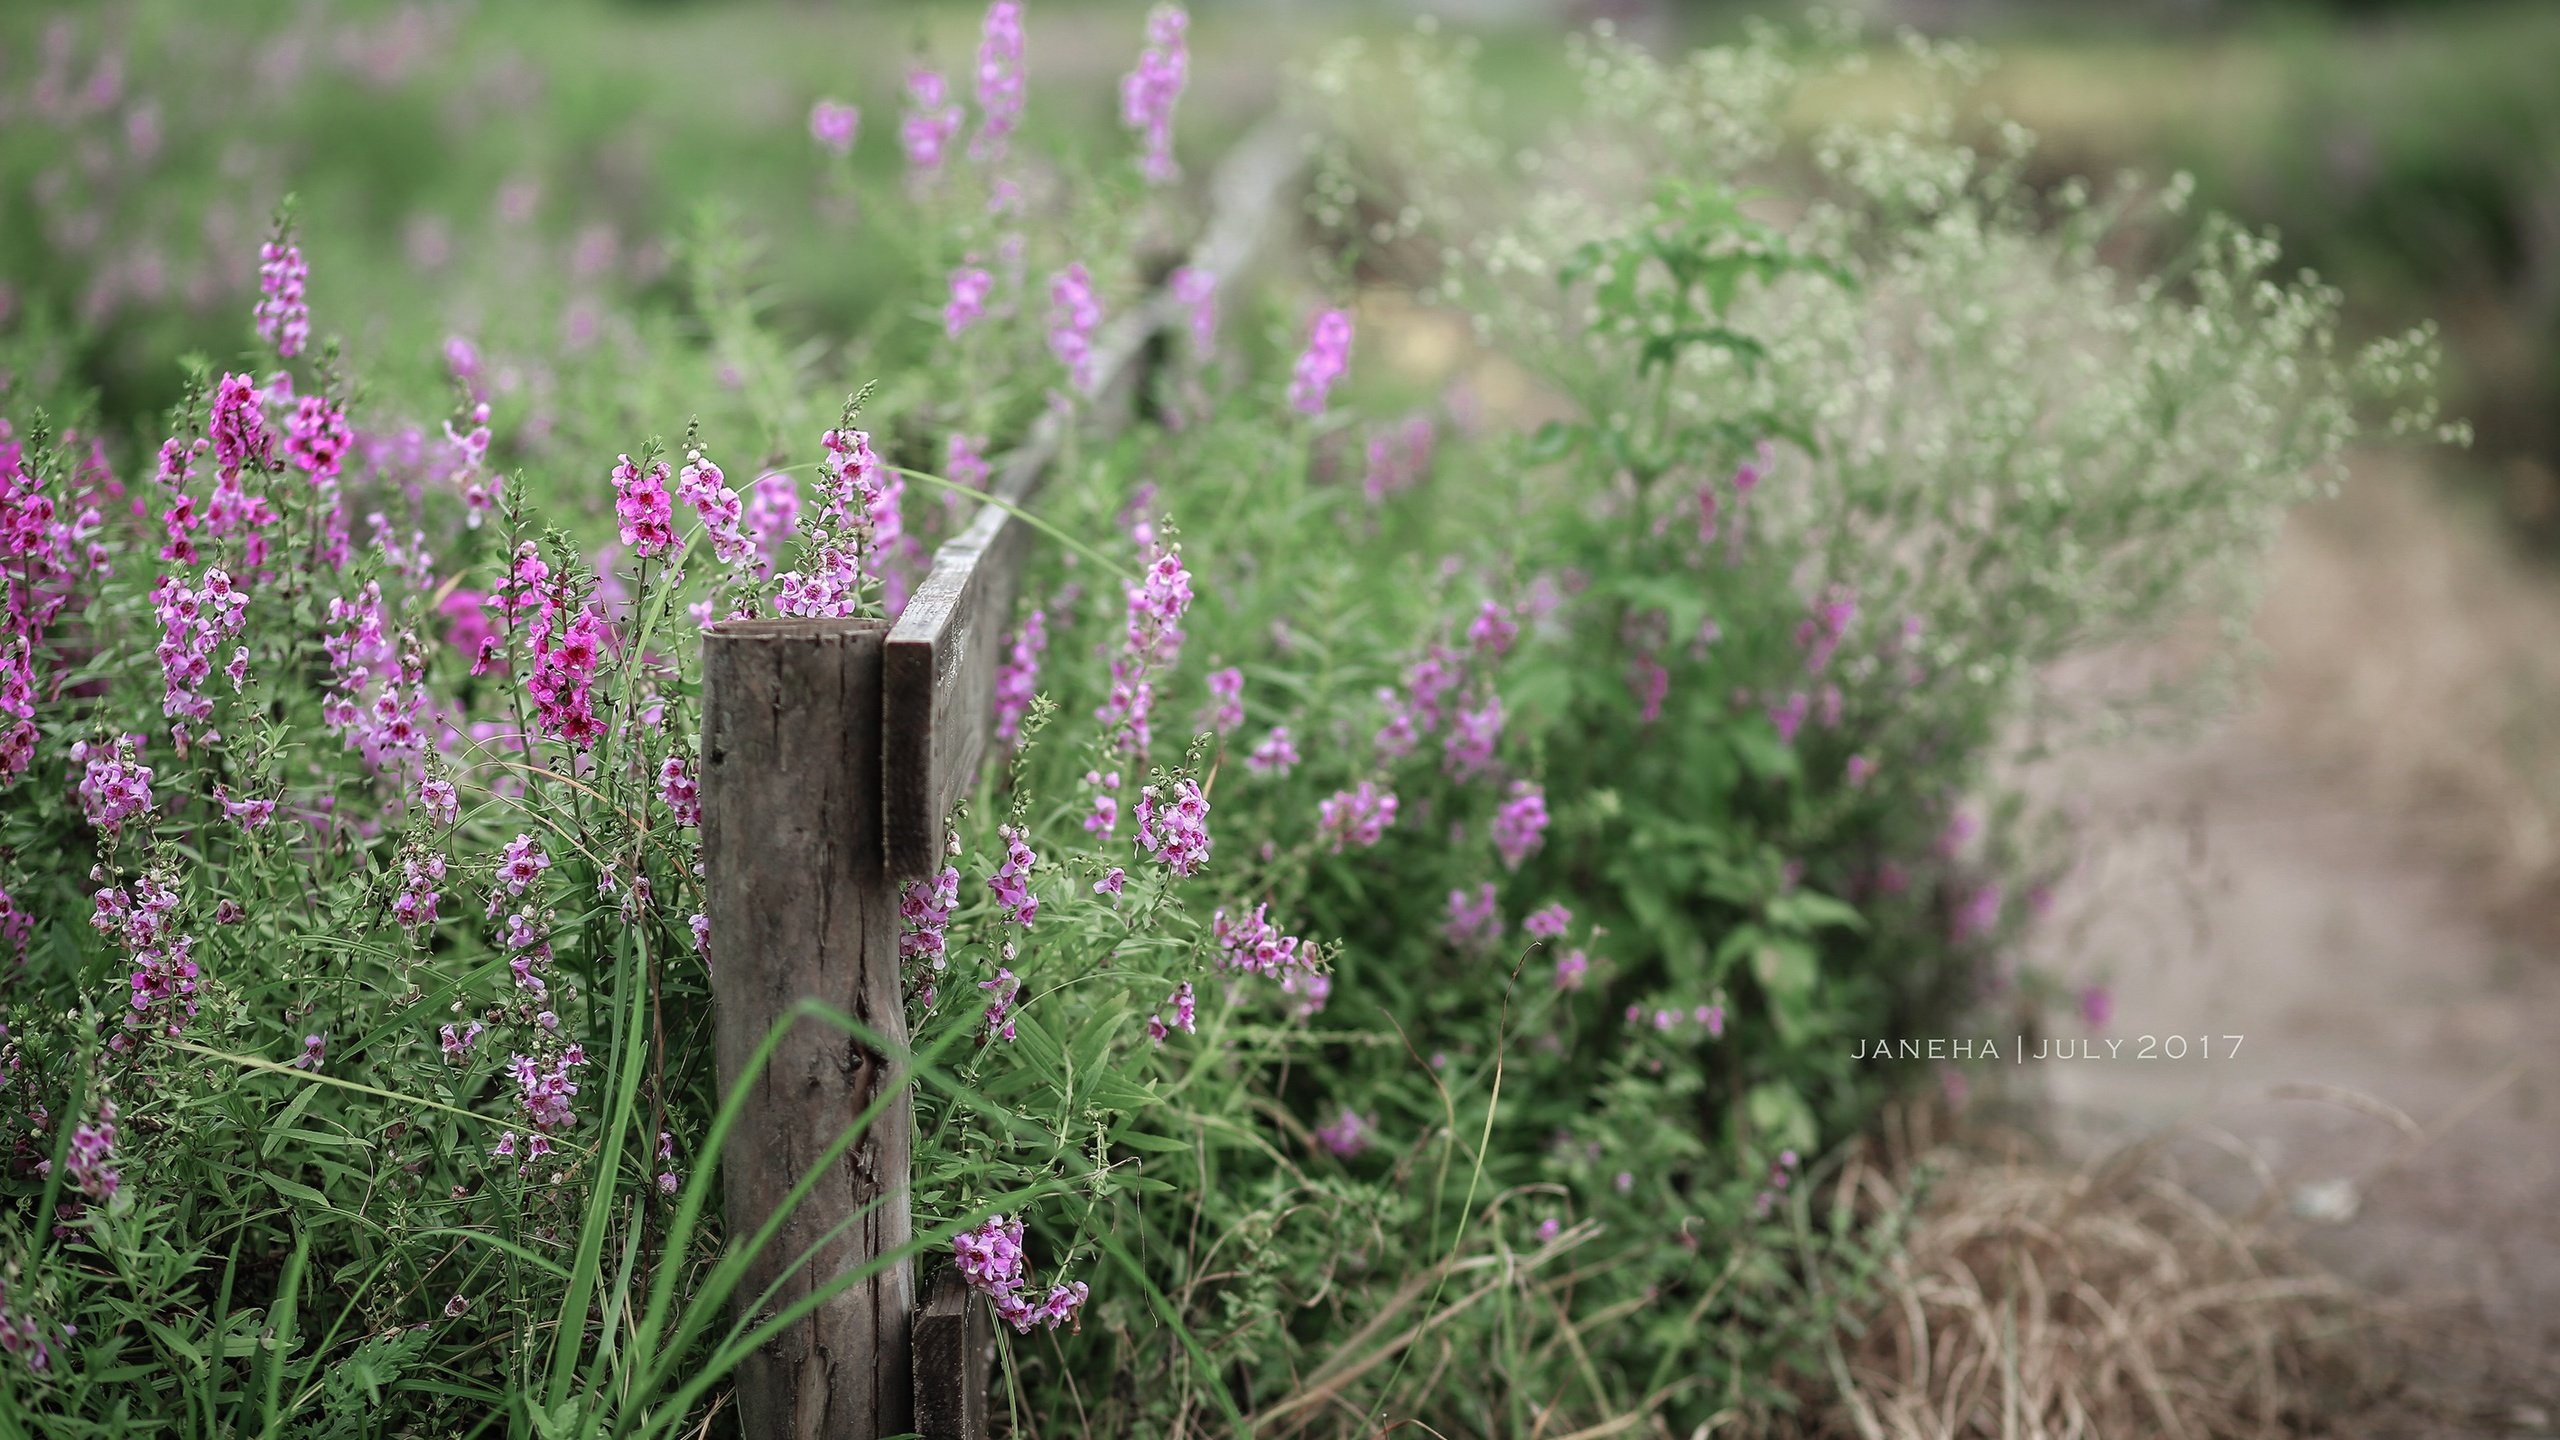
2023, 457, 2560, 1432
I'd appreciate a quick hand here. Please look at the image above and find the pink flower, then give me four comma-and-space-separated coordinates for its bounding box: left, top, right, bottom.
1489, 781, 1549, 870
1362, 415, 1436, 503
1314, 1106, 1370, 1157
1627, 654, 1669, 727
254, 234, 309, 358
1845, 753, 1875, 788
1203, 666, 1243, 735
1442, 696, 1503, 781
1524, 903, 1570, 940
1442, 883, 1501, 950
1286, 308, 1353, 417
900, 67, 964, 184
1212, 903, 1305, 977
2080, 984, 2112, 1030
900, 865, 960, 965
986, 827, 1039, 927
1134, 778, 1211, 877
657, 755, 700, 828
73, 734, 154, 830
1466, 601, 1518, 661
1766, 691, 1809, 745
678, 450, 752, 567
1554, 949, 1588, 990
1245, 726, 1299, 777
954, 1214, 1027, 1296
1315, 781, 1397, 851
993, 610, 1046, 746
1048, 264, 1102, 392
944, 266, 993, 338
611, 454, 675, 559
970, 3, 1027, 164
1118, 5, 1188, 184
1148, 981, 1196, 1045
808, 98, 859, 156
979, 967, 1021, 1042
1795, 584, 1857, 675
65, 1103, 118, 1203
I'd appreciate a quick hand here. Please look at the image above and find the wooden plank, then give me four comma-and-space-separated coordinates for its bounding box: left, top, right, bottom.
702, 617, 913, 1440
882, 118, 1308, 877
911, 1267, 994, 1440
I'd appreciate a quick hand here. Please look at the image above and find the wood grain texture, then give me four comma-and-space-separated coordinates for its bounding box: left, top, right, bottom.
911, 1268, 993, 1440
702, 618, 913, 1440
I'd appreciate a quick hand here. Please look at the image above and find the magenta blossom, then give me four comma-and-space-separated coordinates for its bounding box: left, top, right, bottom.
808, 98, 859, 156
1286, 308, 1353, 417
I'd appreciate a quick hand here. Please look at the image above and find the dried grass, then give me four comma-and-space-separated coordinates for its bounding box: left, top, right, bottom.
1788, 1114, 2378, 1440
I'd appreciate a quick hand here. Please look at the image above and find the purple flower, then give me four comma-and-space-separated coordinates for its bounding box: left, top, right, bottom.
1466, 600, 1518, 661
611, 453, 675, 558
1118, 4, 1188, 184
1554, 949, 1588, 990
1362, 415, 1436, 504
294, 1032, 326, 1071
971, 3, 1027, 164
1766, 690, 1809, 745
1489, 781, 1549, 870
1149, 981, 1196, 1046
986, 827, 1039, 927
1627, 654, 1669, 727
1048, 263, 1102, 392
1845, 753, 1875, 788
1204, 666, 1243, 735
901, 67, 964, 184
1213, 903, 1305, 977
2080, 984, 2112, 1030
1286, 308, 1353, 417
1094, 867, 1126, 897
954, 1214, 1027, 1295
1314, 1106, 1370, 1157
808, 98, 859, 156
1795, 584, 1857, 675
1134, 778, 1211, 877
1245, 726, 1299, 777
65, 1103, 118, 1204
1524, 903, 1571, 940
255, 233, 309, 359
1279, 968, 1330, 1018
1442, 883, 1501, 950
1315, 781, 1397, 851
900, 865, 960, 965
990, 609, 1046, 747
1442, 696, 1504, 781
979, 968, 1020, 1042
944, 266, 993, 339
72, 734, 154, 830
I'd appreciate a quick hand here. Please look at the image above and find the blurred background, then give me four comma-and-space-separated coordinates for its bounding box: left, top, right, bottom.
5, 0, 2556, 1422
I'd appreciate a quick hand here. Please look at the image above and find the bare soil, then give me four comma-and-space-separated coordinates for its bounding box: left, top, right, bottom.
2021, 456, 2560, 1435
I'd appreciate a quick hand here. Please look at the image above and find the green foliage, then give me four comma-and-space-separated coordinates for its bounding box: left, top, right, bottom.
0, 6, 2449, 1439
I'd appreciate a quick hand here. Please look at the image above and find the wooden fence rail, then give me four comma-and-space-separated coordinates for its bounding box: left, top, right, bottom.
702, 121, 1302, 1440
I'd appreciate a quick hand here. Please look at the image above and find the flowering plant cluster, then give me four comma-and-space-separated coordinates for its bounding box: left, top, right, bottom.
0, 5, 2453, 1438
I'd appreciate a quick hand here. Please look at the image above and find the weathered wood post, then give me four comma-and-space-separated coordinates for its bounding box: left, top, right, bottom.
701, 119, 1304, 1439
701, 618, 913, 1440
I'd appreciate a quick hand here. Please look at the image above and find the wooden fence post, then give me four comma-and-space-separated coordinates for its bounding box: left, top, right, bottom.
701, 618, 912, 1440
702, 119, 1305, 1438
